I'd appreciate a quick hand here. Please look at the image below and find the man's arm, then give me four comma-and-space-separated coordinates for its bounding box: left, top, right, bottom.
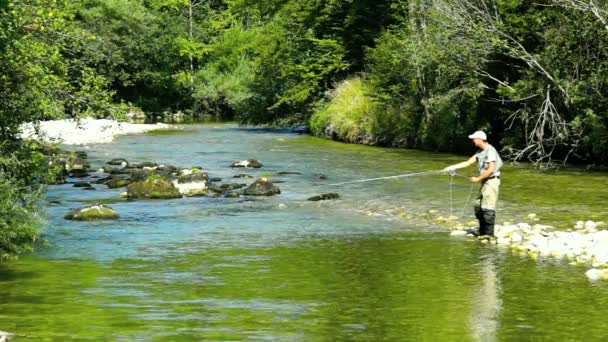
445, 156, 476, 171
471, 162, 495, 182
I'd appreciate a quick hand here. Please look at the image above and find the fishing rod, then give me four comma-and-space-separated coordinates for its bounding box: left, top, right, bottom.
327, 169, 460, 186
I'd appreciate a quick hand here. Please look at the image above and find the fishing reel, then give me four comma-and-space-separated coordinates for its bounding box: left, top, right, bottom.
447, 168, 457, 177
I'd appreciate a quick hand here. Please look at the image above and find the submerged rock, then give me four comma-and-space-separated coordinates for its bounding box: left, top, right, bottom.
243, 178, 280, 196
231, 159, 263, 168
209, 177, 222, 182
127, 178, 182, 200
307, 193, 340, 201
64, 204, 119, 221
277, 171, 302, 175
233, 174, 253, 179
224, 192, 241, 198
73, 181, 91, 188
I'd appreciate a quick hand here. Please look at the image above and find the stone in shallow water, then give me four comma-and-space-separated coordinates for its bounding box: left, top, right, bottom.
64, 204, 119, 221
220, 183, 247, 191
107, 158, 129, 166
106, 177, 129, 189
231, 159, 263, 168
307, 193, 340, 201
73, 181, 91, 188
243, 179, 280, 196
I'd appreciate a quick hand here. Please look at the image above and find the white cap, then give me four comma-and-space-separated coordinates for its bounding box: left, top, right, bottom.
468, 130, 487, 141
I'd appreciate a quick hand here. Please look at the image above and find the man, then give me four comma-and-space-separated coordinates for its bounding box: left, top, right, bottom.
445, 131, 503, 238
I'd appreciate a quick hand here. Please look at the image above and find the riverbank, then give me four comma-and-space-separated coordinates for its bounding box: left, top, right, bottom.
19, 118, 172, 145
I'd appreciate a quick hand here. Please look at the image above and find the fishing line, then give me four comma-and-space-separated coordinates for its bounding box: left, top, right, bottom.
322, 168, 475, 220
327, 169, 445, 186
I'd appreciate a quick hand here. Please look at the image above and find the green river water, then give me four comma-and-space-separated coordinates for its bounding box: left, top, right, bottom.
1, 124, 608, 341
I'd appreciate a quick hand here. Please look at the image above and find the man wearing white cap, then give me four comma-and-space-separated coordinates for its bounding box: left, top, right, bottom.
444, 131, 503, 238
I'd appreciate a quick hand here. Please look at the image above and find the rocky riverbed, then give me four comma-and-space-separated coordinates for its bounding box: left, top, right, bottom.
446, 217, 608, 281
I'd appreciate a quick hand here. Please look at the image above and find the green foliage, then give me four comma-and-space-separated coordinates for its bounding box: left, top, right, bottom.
311, 78, 377, 143
0, 142, 52, 260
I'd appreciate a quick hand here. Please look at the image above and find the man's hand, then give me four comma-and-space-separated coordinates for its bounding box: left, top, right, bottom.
470, 176, 481, 183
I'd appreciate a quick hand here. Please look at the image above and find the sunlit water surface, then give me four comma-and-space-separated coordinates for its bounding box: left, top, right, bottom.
1, 124, 608, 341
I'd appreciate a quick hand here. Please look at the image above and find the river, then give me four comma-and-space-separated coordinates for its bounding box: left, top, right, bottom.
1, 123, 608, 341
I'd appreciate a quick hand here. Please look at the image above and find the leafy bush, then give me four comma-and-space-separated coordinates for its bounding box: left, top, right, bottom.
310, 77, 377, 143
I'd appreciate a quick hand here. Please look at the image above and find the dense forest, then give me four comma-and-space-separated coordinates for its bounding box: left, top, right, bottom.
1, 0, 608, 257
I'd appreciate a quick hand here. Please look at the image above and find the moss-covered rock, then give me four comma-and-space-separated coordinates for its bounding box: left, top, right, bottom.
106, 177, 130, 189
243, 179, 280, 196
127, 178, 182, 200
64, 204, 119, 221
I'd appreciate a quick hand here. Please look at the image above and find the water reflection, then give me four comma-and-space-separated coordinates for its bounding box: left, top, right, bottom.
469, 250, 502, 342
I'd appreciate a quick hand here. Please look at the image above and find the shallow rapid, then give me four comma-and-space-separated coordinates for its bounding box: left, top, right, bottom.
1, 124, 608, 341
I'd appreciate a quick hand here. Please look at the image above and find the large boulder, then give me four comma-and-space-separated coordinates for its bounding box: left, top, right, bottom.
307, 193, 340, 201
243, 179, 280, 196
127, 178, 182, 200
64, 204, 119, 221
231, 159, 263, 168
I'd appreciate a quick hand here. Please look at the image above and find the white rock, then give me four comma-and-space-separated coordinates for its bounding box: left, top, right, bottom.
585, 268, 608, 281
0, 331, 14, 342
527, 213, 537, 219
450, 230, 468, 236
511, 232, 524, 243
585, 221, 597, 229
172, 180, 207, 196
